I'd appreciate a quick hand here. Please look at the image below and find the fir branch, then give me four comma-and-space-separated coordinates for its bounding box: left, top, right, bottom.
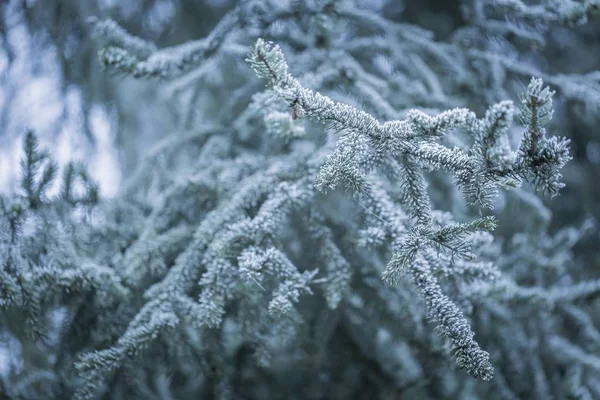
92, 10, 241, 79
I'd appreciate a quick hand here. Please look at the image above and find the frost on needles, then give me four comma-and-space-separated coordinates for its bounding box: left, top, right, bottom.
4, 3, 599, 398
247, 38, 572, 381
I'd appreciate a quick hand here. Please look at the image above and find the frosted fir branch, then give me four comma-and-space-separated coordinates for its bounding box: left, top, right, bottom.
247, 39, 477, 196
121, 225, 193, 289
466, 9, 546, 47
0, 133, 106, 342
463, 0, 600, 50
482, 0, 600, 26
379, 217, 499, 377
469, 79, 570, 201
305, 51, 400, 119
97, 42, 246, 80
78, 162, 323, 392
560, 305, 600, 347
89, 17, 157, 58
407, 107, 477, 139
516, 78, 571, 196
519, 279, 600, 305
409, 257, 494, 380
346, 41, 457, 109
353, 179, 409, 247
118, 128, 218, 197
195, 178, 316, 324
143, 165, 223, 230
471, 278, 600, 308
340, 12, 600, 115
264, 111, 306, 142
247, 39, 413, 148
250, 40, 510, 379
143, 159, 305, 299
74, 300, 179, 400
1, 253, 129, 339
472, 101, 515, 170
381, 234, 421, 285
95, 158, 321, 371
0, 196, 27, 245
18, 132, 99, 209
432, 216, 498, 253
247, 40, 571, 212
92, 10, 241, 79
20, 131, 58, 209
268, 268, 318, 317
548, 336, 600, 372
424, 248, 501, 285
345, 4, 600, 117
396, 157, 432, 225
470, 49, 600, 115
337, 6, 463, 77
249, 179, 315, 236
0, 257, 23, 307
356, 218, 390, 249
315, 131, 373, 196
3, 2, 597, 398
60, 162, 100, 206
409, 142, 472, 174
301, 211, 353, 309
383, 216, 498, 283
34, 260, 129, 307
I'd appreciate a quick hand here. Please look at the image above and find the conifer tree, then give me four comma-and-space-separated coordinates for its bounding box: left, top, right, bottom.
1, 1, 599, 399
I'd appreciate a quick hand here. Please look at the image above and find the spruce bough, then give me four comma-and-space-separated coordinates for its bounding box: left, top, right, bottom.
2, 2, 599, 398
